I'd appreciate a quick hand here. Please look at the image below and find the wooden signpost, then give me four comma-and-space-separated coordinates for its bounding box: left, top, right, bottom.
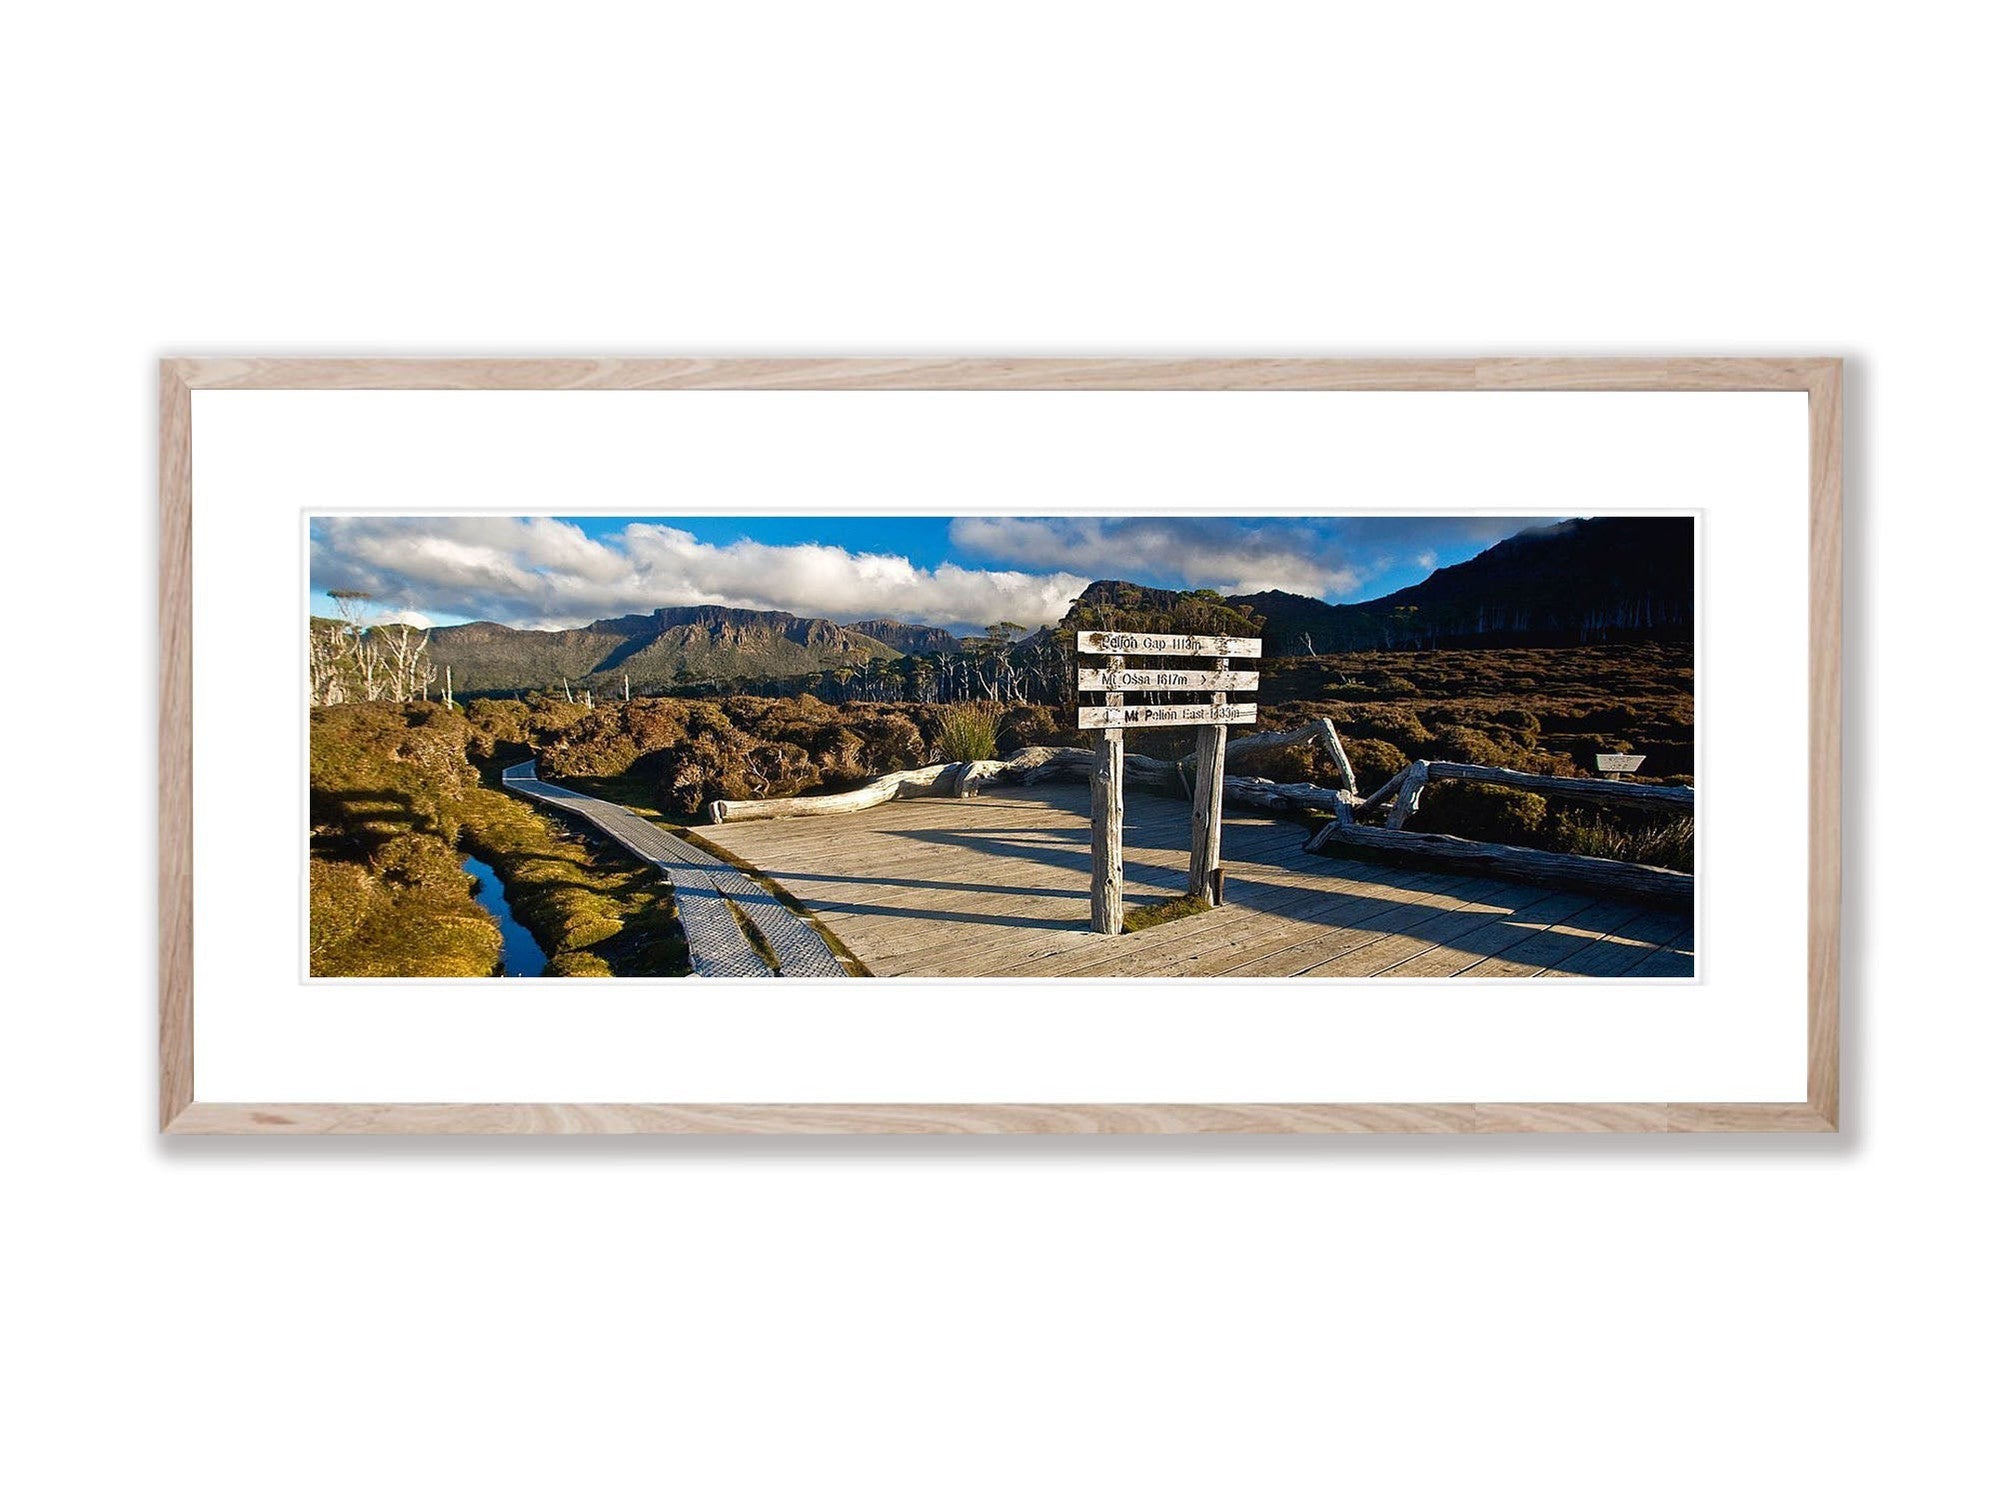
1077, 630, 1262, 933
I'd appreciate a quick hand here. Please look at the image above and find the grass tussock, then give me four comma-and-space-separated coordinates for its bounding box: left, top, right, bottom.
1550, 811, 1695, 872
935, 700, 1003, 762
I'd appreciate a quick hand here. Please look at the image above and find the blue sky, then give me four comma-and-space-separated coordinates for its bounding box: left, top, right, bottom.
309, 514, 1542, 632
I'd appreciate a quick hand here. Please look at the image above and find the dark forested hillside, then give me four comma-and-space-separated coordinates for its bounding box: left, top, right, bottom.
1231, 517, 1693, 653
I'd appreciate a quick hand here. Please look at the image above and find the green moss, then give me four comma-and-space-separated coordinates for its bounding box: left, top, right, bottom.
309, 701, 691, 978
308, 857, 502, 978
1122, 893, 1216, 935
456, 786, 690, 976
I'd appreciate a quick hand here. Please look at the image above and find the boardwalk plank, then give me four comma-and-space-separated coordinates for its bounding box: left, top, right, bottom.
693, 779, 1690, 981
1357, 891, 1605, 978
502, 763, 845, 978
1211, 877, 1528, 979
1539, 908, 1695, 978
1285, 884, 1580, 978
1621, 924, 1697, 978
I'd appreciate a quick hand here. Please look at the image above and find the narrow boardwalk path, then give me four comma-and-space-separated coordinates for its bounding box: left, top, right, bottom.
700, 781, 1695, 980
501, 761, 848, 978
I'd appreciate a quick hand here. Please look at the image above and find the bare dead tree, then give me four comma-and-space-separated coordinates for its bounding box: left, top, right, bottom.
325, 591, 389, 701
379, 619, 435, 703
307, 621, 348, 705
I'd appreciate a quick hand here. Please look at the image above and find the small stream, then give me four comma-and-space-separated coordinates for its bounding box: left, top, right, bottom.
462, 855, 549, 977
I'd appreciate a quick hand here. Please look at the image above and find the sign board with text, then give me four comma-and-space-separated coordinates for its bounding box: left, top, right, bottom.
1595, 753, 1647, 774
1079, 701, 1259, 730
1076, 667, 1260, 693
1077, 631, 1262, 658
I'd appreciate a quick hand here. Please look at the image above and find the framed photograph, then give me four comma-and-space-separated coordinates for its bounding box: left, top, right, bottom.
160, 357, 1839, 1134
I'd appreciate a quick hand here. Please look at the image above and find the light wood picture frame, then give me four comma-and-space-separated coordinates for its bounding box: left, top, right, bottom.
160, 356, 1840, 1135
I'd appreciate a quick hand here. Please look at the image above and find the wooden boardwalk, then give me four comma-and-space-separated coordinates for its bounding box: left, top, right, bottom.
502, 762, 848, 978
699, 782, 1695, 979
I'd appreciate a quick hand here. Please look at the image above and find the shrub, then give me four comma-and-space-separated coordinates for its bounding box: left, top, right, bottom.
996, 704, 1071, 754
1416, 782, 1548, 844
1232, 741, 1317, 783
1432, 724, 1532, 770
1340, 703, 1433, 747
1342, 737, 1408, 794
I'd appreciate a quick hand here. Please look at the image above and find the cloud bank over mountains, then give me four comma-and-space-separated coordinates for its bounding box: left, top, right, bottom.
310, 514, 1539, 631
311, 517, 1093, 632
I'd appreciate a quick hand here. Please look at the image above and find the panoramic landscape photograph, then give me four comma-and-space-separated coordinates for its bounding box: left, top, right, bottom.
307, 513, 1696, 981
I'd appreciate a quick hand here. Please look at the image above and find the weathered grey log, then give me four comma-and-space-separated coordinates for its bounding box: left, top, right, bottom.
1223, 717, 1358, 795
1386, 760, 1430, 830
1218, 776, 1352, 815
1014, 746, 1176, 792
1319, 723, 1358, 797
1305, 823, 1694, 906
1009, 745, 1096, 784
1091, 661, 1126, 934
1422, 761, 1694, 811
1122, 753, 1181, 788
1353, 765, 1410, 819
1187, 674, 1229, 906
951, 758, 1012, 797
708, 763, 960, 822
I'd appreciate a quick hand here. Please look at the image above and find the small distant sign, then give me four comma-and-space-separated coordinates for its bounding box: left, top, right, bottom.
1595, 753, 1647, 776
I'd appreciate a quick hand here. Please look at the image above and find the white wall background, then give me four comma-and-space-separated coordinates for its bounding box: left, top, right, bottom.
4, 4, 1989, 1495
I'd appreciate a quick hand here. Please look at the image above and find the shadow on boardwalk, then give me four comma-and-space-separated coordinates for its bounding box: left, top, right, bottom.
698, 782, 1695, 980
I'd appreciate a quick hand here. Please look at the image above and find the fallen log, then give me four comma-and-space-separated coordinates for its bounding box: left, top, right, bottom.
707, 744, 1670, 837
1353, 765, 1410, 819
1421, 761, 1693, 812
1305, 822, 1693, 906
708, 762, 963, 822
1386, 760, 1429, 830
1220, 776, 1355, 816
1223, 717, 1358, 794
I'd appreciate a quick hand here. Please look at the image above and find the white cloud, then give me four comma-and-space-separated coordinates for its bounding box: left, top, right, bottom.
949, 516, 1364, 596
311, 517, 1093, 632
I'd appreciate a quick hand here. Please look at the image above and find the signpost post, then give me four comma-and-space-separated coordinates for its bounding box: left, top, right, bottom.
1077, 630, 1262, 932
1090, 656, 1125, 935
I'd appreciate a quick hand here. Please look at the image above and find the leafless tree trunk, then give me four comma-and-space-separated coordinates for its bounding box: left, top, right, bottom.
379, 620, 434, 703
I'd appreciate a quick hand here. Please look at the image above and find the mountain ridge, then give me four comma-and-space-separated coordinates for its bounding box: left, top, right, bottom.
403, 516, 1693, 694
